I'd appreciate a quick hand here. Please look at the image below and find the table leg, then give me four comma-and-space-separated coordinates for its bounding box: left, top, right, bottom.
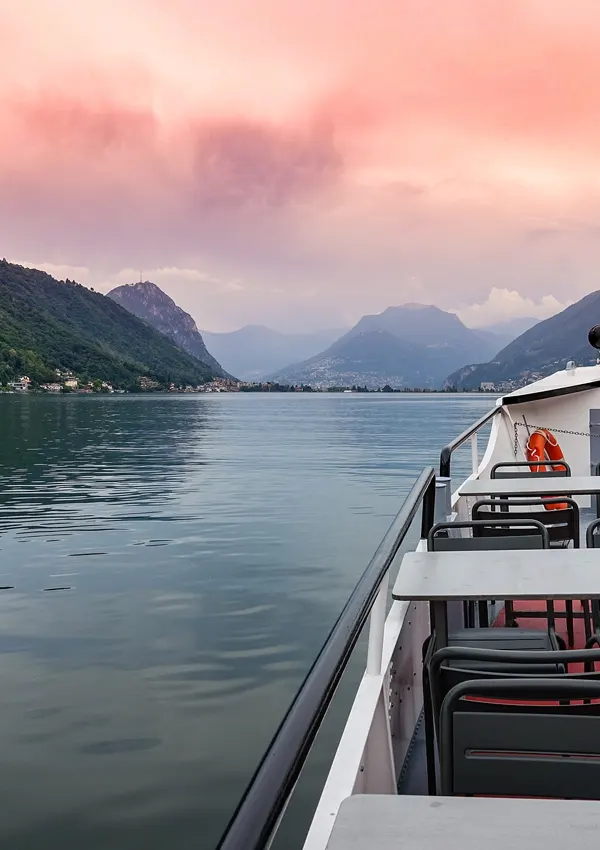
431, 601, 448, 648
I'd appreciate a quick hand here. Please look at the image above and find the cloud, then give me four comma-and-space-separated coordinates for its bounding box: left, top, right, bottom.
454, 287, 571, 328
4, 1, 600, 330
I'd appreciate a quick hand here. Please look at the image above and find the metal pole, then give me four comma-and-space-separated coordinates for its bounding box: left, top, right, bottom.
470, 432, 478, 475
366, 572, 390, 676
420, 474, 436, 540
435, 477, 452, 524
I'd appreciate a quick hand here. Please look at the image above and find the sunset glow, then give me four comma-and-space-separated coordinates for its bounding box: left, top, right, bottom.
2, 0, 599, 330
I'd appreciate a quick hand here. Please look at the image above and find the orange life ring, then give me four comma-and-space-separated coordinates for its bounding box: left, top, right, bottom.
525, 428, 567, 511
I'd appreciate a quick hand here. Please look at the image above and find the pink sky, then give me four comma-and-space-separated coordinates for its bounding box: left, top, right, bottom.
2, 0, 600, 331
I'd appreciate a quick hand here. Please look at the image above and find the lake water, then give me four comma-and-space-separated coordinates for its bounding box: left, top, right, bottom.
0, 393, 492, 849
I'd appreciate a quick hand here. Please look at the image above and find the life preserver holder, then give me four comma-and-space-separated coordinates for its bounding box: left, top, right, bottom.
525, 428, 568, 511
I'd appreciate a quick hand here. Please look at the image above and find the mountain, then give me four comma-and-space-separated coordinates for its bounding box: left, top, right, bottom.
0, 261, 219, 387
201, 325, 345, 381
270, 329, 446, 388
107, 281, 229, 377
470, 317, 539, 352
446, 292, 600, 389
480, 317, 539, 339
471, 327, 511, 351
271, 304, 500, 388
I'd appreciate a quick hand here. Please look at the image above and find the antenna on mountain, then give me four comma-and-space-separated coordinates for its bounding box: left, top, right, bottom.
139, 270, 143, 284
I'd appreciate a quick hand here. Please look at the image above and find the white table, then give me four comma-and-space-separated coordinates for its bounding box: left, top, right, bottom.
392, 549, 600, 645
325, 795, 600, 849
459, 475, 600, 498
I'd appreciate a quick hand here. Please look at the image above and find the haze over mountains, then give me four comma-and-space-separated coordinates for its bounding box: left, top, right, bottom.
447, 292, 600, 389
480, 317, 539, 339
201, 326, 345, 381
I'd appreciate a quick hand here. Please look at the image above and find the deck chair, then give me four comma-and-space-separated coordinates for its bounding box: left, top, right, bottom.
490, 460, 572, 479
472, 497, 588, 645
585, 519, 600, 650
488, 461, 571, 517
439, 677, 600, 798
422, 519, 561, 794
592, 462, 600, 518
428, 645, 600, 742
428, 518, 558, 633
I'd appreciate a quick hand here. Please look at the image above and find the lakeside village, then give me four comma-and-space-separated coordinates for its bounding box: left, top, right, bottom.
1, 371, 541, 395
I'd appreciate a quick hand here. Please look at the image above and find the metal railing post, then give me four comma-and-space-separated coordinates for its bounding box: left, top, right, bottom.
439, 407, 498, 478
434, 477, 452, 524
470, 432, 479, 475
421, 473, 436, 540
366, 572, 390, 676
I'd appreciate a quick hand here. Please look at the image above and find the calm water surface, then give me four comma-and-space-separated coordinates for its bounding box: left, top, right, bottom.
0, 393, 491, 849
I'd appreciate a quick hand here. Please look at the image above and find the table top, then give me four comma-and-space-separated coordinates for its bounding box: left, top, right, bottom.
325, 795, 600, 850
391, 548, 600, 601
459, 475, 600, 498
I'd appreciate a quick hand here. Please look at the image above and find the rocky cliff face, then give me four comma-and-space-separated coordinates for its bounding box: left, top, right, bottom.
107, 282, 230, 377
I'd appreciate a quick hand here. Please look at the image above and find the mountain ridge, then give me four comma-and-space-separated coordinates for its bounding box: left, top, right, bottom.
270, 303, 503, 388
107, 281, 230, 378
445, 292, 600, 388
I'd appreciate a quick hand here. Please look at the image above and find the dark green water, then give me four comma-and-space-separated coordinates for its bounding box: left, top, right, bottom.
0, 393, 491, 849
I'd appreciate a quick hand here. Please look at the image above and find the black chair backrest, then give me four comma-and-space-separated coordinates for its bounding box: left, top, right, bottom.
428, 519, 549, 552
429, 645, 600, 739
472, 497, 580, 547
587, 518, 600, 549
491, 460, 571, 479
439, 677, 600, 798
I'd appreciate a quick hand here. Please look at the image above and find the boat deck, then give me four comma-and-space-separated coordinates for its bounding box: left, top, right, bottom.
397, 505, 598, 796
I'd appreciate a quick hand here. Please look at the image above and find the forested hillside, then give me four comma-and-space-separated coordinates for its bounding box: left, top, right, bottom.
0, 261, 217, 387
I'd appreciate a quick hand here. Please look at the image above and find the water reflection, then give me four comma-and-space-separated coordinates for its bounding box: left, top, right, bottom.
0, 393, 491, 849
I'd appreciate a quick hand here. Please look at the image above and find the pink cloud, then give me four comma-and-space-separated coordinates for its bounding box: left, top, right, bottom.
2, 0, 600, 330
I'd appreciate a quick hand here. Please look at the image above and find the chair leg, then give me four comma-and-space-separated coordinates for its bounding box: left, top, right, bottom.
505, 600, 517, 627
422, 668, 437, 795
477, 600, 489, 628
467, 602, 475, 628
565, 600, 575, 647
421, 640, 437, 795
582, 600, 593, 643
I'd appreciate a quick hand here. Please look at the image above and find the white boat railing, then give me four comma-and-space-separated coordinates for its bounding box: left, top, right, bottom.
439, 405, 499, 479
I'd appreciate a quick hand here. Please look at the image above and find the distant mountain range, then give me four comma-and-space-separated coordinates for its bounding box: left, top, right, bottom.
201, 325, 345, 381
480, 317, 539, 339
2, 260, 560, 392
470, 317, 538, 353
446, 293, 600, 389
269, 304, 515, 388
107, 281, 230, 377
0, 262, 220, 387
